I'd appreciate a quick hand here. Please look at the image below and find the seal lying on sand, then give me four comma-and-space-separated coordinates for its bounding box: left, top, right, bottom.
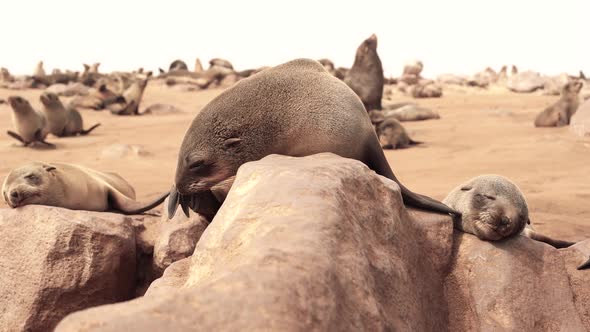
534, 80, 583, 127
443, 174, 589, 269
6, 96, 53, 147
369, 110, 422, 149
40, 92, 100, 136
2, 162, 167, 214
344, 34, 384, 111
168, 58, 457, 218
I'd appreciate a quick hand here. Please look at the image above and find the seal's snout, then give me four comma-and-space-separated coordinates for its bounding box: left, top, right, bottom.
7, 189, 21, 207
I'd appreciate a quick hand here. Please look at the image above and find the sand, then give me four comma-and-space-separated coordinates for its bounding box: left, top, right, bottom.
0, 83, 588, 241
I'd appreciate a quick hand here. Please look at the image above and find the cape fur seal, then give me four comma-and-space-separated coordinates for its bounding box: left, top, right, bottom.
368, 111, 422, 149
443, 175, 577, 246
2, 162, 168, 214
534, 81, 583, 127
33, 61, 46, 78
344, 34, 384, 111
168, 58, 457, 218
110, 73, 152, 115
40, 92, 100, 136
169, 60, 188, 71
6, 96, 53, 147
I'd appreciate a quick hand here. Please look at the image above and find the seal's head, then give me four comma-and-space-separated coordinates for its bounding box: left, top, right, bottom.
40, 92, 61, 109
7, 96, 32, 112
444, 175, 528, 241
2, 163, 57, 208
174, 123, 243, 196
563, 80, 583, 95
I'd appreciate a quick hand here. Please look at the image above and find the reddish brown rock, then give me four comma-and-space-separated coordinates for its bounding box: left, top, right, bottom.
54, 154, 590, 332
445, 233, 588, 331
56, 153, 454, 331
0, 206, 136, 332
153, 197, 208, 273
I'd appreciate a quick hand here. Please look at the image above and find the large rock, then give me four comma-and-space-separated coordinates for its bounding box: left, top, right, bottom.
56, 153, 455, 331
506, 71, 546, 93
0, 207, 136, 332
570, 99, 590, 137
55, 154, 590, 331
445, 233, 589, 331
153, 197, 209, 272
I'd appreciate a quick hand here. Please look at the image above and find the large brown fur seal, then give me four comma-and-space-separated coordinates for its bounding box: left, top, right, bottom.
2, 162, 167, 214
169, 58, 457, 218
534, 80, 583, 127
344, 34, 384, 111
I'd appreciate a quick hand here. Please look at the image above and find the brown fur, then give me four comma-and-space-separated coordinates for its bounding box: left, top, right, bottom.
344, 34, 384, 111
369, 111, 421, 149
209, 58, 233, 70
6, 96, 53, 147
169, 58, 457, 218
534, 81, 583, 127
444, 175, 576, 247
40, 92, 100, 136
169, 60, 188, 71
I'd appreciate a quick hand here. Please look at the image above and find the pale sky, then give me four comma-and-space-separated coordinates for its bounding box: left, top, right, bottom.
1, 0, 587, 77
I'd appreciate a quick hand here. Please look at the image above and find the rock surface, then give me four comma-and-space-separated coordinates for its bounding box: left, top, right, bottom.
40, 154, 590, 331
56, 153, 455, 331
506, 71, 546, 93
153, 197, 209, 272
100, 144, 150, 159
445, 233, 589, 331
570, 99, 590, 137
0, 207, 136, 332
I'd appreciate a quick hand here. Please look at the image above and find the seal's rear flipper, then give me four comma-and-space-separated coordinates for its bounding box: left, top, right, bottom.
109, 190, 169, 215
527, 230, 576, 249
6, 130, 25, 144
366, 143, 459, 216
80, 123, 101, 135
578, 257, 590, 270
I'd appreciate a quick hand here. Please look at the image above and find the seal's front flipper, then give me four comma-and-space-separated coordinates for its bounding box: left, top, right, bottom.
527, 230, 576, 249
34, 130, 55, 148
578, 257, 590, 270
7, 130, 25, 144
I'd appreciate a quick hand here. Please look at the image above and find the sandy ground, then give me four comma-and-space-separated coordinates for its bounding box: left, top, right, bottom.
0, 83, 589, 241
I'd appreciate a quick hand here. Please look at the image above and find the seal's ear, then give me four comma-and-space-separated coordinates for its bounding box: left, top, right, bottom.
460, 186, 472, 191
223, 138, 242, 148
526, 218, 531, 225
43, 165, 56, 172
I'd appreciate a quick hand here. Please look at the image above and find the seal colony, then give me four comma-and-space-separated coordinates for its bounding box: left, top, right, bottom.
168, 58, 458, 218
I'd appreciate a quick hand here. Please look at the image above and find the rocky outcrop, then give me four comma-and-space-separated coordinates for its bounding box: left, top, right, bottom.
507, 71, 546, 93
153, 197, 208, 273
56, 153, 455, 331
570, 99, 590, 137
446, 233, 589, 331
0, 207, 136, 332
55, 153, 590, 332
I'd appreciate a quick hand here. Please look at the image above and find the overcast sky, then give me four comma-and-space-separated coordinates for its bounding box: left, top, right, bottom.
1, 0, 586, 77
